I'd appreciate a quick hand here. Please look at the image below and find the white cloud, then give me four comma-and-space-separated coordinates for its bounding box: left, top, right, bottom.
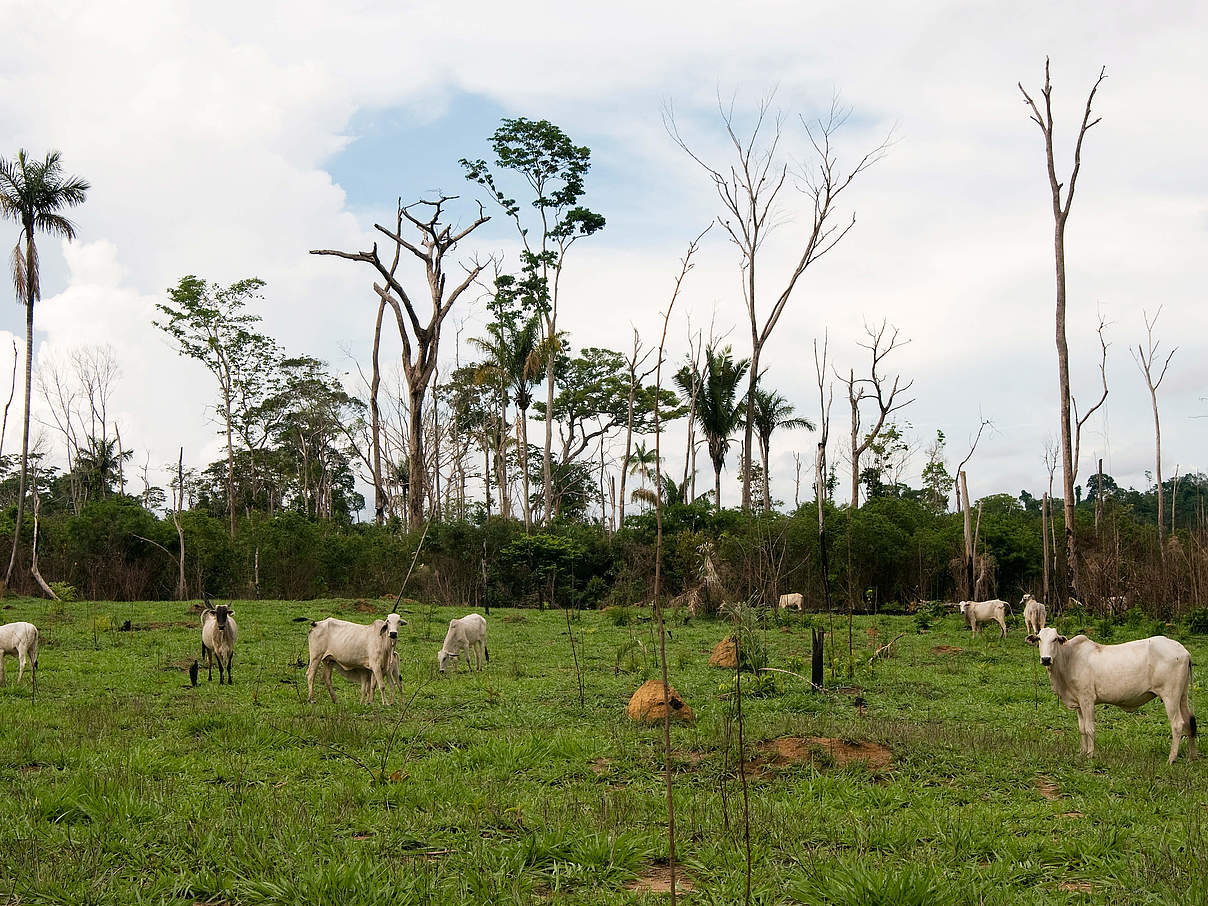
1, 0, 1204, 511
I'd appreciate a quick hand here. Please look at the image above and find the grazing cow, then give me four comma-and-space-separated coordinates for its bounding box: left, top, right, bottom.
1020, 593, 1047, 635
307, 613, 406, 704
0, 621, 38, 686
438, 613, 488, 674
201, 597, 238, 685
959, 599, 1008, 637
777, 593, 804, 612
1027, 626, 1197, 764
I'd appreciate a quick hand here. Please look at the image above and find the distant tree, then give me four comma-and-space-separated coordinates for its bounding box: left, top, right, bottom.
312, 196, 490, 530
1132, 308, 1176, 548
462, 118, 605, 523
695, 345, 750, 511
1019, 59, 1108, 601
667, 94, 888, 511
71, 435, 133, 500
156, 276, 282, 536
1, 149, 90, 586
921, 429, 953, 514
747, 382, 814, 510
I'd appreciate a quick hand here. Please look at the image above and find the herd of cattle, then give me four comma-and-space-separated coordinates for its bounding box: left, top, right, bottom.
0, 591, 1197, 763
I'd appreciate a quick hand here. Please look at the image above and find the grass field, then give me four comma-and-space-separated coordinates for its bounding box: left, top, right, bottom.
1, 595, 1206, 905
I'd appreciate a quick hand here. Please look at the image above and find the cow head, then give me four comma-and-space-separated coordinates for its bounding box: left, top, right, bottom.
379, 612, 407, 641
214, 604, 233, 629
1028, 626, 1067, 666
437, 648, 458, 673
1019, 593, 1033, 607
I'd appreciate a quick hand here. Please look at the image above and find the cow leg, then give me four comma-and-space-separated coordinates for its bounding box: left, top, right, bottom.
226, 651, 233, 685
371, 666, 389, 705
0, 654, 6, 685
1076, 703, 1095, 757
998, 616, 1007, 638
322, 663, 337, 703
16, 650, 26, 684
306, 657, 320, 702
1164, 694, 1186, 764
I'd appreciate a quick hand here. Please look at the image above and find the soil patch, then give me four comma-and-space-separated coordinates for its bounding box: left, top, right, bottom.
672, 749, 708, 768
627, 680, 694, 724
708, 636, 738, 668
590, 757, 612, 775
354, 600, 377, 613
750, 736, 891, 775
1036, 775, 1061, 800
625, 862, 696, 894
931, 645, 963, 654
1058, 881, 1094, 893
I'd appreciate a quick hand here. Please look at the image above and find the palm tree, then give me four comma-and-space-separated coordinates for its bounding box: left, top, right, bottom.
749, 383, 815, 510
472, 312, 550, 530
73, 436, 134, 501
627, 441, 660, 512
694, 345, 749, 511
1, 150, 90, 586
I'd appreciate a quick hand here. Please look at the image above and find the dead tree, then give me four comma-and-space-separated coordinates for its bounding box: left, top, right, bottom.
814, 333, 835, 684
839, 321, 914, 509
1133, 308, 1176, 549
618, 329, 656, 525
954, 416, 992, 599
311, 195, 490, 530
666, 93, 888, 511
1019, 58, 1107, 603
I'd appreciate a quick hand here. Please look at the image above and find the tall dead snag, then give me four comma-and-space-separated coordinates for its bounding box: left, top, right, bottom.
312, 196, 489, 531
1019, 58, 1107, 602
173, 448, 186, 600
814, 334, 834, 685
840, 321, 914, 509
667, 94, 888, 511
653, 226, 709, 906
1133, 308, 1176, 550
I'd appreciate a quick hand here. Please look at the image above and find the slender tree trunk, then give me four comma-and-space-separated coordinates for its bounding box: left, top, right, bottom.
960, 471, 974, 600
1042, 492, 1051, 607
29, 480, 56, 600
222, 372, 236, 537
542, 332, 555, 523
760, 437, 771, 511
518, 403, 532, 531
370, 299, 387, 524
1150, 384, 1166, 551
5, 269, 35, 587
174, 448, 186, 600
714, 461, 722, 512
407, 385, 427, 532
0, 339, 18, 461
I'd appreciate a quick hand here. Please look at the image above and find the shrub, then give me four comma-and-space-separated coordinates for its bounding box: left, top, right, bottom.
49, 581, 78, 603
1187, 608, 1208, 635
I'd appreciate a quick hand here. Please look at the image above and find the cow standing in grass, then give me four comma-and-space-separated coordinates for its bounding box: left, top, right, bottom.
959, 599, 1008, 637
307, 613, 406, 704
0, 620, 38, 687
438, 613, 488, 674
1021, 593, 1047, 635
1027, 626, 1197, 764
201, 597, 238, 685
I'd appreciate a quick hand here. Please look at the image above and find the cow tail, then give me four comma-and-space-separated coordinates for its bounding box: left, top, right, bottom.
485, 645, 490, 664
1190, 659, 1198, 739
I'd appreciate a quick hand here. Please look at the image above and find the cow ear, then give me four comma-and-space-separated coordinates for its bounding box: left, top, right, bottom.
379, 622, 389, 635
1056, 635, 1067, 644
1025, 634, 1038, 645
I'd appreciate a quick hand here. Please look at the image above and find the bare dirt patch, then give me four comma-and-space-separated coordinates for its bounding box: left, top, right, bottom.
590, 757, 612, 775
750, 736, 891, 775
625, 862, 696, 894
1060, 811, 1084, 819
672, 749, 708, 768
1036, 775, 1061, 800
354, 599, 377, 613
1058, 881, 1094, 893
931, 645, 963, 654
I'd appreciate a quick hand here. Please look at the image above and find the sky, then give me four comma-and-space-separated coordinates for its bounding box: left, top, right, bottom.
2, 0, 1205, 513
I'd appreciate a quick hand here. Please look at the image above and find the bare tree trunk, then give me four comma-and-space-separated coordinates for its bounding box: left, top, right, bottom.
1042, 492, 1051, 606
5, 286, 36, 587
0, 339, 17, 459
174, 448, 186, 600
1134, 308, 1176, 551
1020, 59, 1107, 604
518, 402, 532, 532
961, 471, 974, 600
29, 479, 57, 600
370, 298, 387, 524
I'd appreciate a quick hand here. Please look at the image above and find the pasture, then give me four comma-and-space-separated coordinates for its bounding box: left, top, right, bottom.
1, 596, 1206, 905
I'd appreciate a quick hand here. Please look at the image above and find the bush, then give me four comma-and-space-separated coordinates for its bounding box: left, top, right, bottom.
1187, 609, 1208, 635
49, 581, 77, 602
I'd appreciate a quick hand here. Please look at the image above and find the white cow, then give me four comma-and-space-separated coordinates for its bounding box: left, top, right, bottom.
201, 600, 238, 685
959, 599, 1008, 637
1028, 626, 1197, 764
777, 593, 804, 612
438, 613, 488, 673
1020, 593, 1047, 635
0, 620, 38, 686
307, 613, 406, 704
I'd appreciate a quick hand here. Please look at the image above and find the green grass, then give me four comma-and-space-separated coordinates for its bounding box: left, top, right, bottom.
1, 597, 1205, 904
